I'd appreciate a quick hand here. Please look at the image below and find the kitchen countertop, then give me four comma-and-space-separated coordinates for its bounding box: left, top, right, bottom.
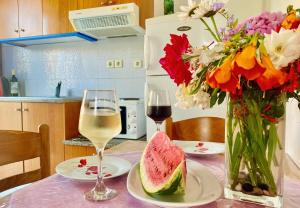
0, 96, 81, 103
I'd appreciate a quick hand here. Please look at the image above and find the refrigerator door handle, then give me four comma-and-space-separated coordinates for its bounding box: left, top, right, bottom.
144, 34, 150, 69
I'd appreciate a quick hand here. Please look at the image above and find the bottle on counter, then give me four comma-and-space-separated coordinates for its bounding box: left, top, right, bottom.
164, 0, 174, 15
10, 69, 19, 96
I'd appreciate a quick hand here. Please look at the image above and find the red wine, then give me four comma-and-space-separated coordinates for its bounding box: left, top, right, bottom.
147, 105, 171, 122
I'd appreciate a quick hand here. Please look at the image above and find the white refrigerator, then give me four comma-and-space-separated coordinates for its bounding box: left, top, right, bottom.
144, 14, 227, 139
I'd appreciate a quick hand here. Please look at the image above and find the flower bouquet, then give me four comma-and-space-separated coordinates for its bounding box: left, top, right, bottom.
159, 0, 300, 207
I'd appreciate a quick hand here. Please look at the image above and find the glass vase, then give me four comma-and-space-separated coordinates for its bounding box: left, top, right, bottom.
224, 91, 285, 207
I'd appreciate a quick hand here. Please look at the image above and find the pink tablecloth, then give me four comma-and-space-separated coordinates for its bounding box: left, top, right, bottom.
8, 152, 300, 208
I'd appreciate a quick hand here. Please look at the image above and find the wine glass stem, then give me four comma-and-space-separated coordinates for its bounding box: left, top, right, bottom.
95, 147, 106, 193
156, 122, 162, 131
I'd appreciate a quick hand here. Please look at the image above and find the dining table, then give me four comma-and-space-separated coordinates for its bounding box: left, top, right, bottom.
2, 140, 300, 208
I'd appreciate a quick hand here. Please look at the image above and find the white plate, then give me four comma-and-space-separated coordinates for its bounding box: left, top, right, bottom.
127, 160, 222, 208
56, 156, 131, 181
173, 140, 225, 156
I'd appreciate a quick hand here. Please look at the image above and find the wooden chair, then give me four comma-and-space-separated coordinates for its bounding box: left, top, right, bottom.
166, 117, 225, 142
0, 124, 50, 192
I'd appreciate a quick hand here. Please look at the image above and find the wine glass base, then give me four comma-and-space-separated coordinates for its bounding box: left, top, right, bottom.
84, 187, 118, 201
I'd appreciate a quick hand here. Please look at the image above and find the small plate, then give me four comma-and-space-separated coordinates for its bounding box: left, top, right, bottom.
56, 155, 131, 181
173, 140, 225, 156
127, 160, 222, 208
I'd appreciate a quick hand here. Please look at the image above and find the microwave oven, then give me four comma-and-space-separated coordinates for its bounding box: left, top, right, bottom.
88, 98, 146, 139
117, 99, 146, 139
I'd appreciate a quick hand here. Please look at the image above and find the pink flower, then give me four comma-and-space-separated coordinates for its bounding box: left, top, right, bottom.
224, 11, 285, 40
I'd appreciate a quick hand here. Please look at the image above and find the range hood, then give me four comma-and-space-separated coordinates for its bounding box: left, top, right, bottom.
69, 3, 144, 39
0, 32, 97, 47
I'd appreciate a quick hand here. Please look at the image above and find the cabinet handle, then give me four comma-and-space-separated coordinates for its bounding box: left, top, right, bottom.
16, 108, 22, 112
100, 0, 114, 5
14, 29, 19, 33
23, 108, 29, 112
20, 28, 25, 32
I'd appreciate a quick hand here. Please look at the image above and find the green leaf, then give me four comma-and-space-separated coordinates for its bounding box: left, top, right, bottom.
267, 124, 277, 167
218, 92, 226, 105
210, 88, 219, 107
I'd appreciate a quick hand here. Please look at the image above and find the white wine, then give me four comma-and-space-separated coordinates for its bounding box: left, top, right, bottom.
79, 111, 121, 148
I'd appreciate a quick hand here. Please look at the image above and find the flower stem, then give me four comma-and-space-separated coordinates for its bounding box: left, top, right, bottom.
200, 18, 220, 42
210, 16, 221, 41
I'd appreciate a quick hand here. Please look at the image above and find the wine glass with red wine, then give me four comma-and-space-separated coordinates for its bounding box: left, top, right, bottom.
146, 89, 171, 131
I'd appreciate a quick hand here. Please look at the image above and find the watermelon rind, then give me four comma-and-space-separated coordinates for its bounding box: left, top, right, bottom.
140, 159, 186, 195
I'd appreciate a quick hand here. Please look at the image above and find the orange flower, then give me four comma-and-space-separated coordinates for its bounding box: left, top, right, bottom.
206, 58, 239, 94
233, 45, 266, 80
281, 12, 300, 29
256, 55, 287, 91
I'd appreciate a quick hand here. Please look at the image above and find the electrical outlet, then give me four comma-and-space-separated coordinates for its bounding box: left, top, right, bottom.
106, 60, 115, 68
114, 59, 123, 68
133, 60, 143, 68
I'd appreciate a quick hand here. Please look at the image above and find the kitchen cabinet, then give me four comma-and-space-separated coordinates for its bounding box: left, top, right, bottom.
0, 0, 153, 38
43, 0, 78, 34
0, 0, 19, 39
64, 145, 96, 160
0, 0, 42, 39
18, 0, 43, 37
0, 101, 81, 174
0, 102, 22, 130
78, 0, 104, 8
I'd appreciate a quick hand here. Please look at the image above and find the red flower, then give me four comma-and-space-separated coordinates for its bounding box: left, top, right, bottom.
160, 34, 192, 86
282, 63, 299, 92
256, 55, 287, 91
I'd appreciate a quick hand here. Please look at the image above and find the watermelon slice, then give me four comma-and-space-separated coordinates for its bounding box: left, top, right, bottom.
140, 131, 186, 195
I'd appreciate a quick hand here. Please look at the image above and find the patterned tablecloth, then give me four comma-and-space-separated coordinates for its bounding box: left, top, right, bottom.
8, 152, 300, 208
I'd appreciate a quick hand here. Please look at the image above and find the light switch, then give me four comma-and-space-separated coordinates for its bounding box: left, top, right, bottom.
114, 59, 123, 68
106, 60, 115, 68
133, 60, 143, 68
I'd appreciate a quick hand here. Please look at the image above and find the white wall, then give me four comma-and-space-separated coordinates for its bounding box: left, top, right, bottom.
266, 0, 300, 11
154, 0, 267, 20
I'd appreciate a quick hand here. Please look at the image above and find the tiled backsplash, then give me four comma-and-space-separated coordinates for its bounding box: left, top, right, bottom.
1, 36, 145, 98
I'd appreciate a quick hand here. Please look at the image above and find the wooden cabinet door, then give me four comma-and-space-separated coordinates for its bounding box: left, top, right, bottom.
0, 0, 19, 39
43, 0, 78, 34
78, 0, 102, 9
22, 103, 65, 174
18, 0, 43, 37
78, 0, 120, 9
0, 102, 22, 131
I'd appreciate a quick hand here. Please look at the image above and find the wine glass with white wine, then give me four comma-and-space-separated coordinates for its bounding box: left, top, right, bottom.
79, 90, 121, 201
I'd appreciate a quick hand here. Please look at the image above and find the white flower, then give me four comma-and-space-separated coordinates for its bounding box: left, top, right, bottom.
178, 0, 228, 19
175, 84, 211, 109
264, 28, 300, 69
193, 90, 211, 109
200, 42, 225, 65
193, 1, 212, 18
175, 85, 195, 109
178, 0, 198, 20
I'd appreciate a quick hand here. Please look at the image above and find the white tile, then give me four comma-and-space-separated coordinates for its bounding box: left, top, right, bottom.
1, 37, 145, 97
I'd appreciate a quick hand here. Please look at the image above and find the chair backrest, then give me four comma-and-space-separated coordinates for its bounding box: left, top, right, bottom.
166, 117, 225, 142
0, 124, 50, 192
